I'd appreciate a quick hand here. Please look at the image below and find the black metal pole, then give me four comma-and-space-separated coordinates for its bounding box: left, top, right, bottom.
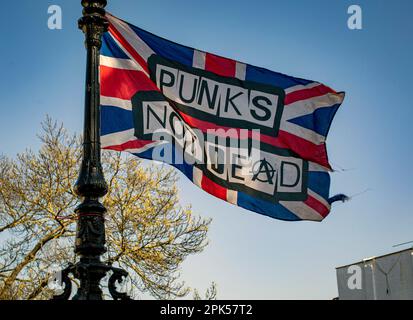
53, 0, 130, 300
72, 0, 109, 300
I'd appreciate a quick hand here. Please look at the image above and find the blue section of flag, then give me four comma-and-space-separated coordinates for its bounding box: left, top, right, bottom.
132, 149, 153, 160
245, 65, 313, 89
288, 104, 341, 136
101, 106, 133, 136
127, 24, 194, 67
101, 33, 129, 59
237, 192, 300, 221
174, 162, 194, 181
308, 172, 331, 201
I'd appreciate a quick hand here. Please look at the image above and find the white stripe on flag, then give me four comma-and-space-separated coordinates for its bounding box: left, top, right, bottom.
282, 92, 344, 121
309, 161, 331, 173
284, 82, 320, 94
103, 32, 150, 77
101, 129, 135, 148
280, 121, 326, 145
227, 189, 238, 205
308, 189, 331, 211
102, 129, 162, 154
279, 200, 324, 221
193, 166, 203, 188
100, 55, 145, 72
235, 62, 246, 81
193, 50, 206, 69
101, 96, 132, 111
106, 13, 155, 62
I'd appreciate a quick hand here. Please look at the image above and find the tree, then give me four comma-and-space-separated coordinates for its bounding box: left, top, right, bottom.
193, 282, 217, 300
0, 118, 211, 300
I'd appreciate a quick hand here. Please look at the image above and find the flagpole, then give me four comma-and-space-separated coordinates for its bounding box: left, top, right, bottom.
53, 0, 130, 300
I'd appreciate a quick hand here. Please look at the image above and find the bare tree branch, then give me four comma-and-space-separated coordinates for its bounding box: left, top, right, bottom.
0, 118, 212, 300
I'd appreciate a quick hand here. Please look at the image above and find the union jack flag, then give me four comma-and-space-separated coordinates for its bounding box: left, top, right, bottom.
100, 13, 346, 222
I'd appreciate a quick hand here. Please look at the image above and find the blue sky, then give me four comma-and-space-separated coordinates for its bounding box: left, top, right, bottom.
0, 0, 412, 299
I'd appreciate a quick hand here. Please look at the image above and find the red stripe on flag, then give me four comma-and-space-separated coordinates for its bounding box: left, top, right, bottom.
285, 84, 336, 105
276, 131, 331, 170
304, 195, 330, 218
177, 111, 331, 169
108, 24, 149, 74
205, 53, 236, 78
103, 139, 154, 152
201, 174, 228, 201
100, 66, 159, 100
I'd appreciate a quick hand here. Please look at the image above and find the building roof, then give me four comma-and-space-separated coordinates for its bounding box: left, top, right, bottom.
335, 247, 413, 270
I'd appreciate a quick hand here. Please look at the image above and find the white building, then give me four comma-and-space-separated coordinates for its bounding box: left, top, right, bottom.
336, 248, 413, 300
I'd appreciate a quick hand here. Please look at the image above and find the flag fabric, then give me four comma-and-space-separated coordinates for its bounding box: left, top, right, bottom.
99, 12, 345, 222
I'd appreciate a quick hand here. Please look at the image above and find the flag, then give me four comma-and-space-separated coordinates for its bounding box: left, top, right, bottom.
99, 12, 345, 222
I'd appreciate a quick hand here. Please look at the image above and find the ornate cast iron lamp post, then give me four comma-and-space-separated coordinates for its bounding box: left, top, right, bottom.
53, 0, 130, 300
